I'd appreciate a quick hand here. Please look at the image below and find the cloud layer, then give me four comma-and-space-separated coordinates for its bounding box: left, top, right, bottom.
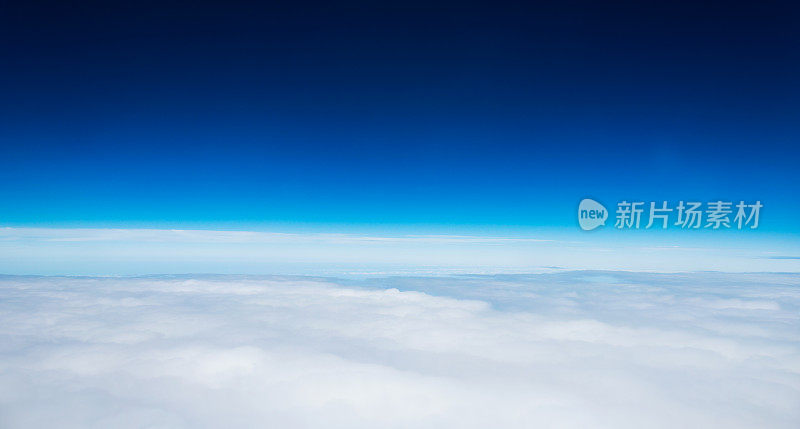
0, 272, 798, 428
3, 227, 800, 274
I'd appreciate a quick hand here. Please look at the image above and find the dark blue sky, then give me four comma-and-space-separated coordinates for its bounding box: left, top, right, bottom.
2, 1, 798, 232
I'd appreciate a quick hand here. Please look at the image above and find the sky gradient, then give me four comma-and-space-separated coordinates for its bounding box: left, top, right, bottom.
1, 5, 799, 426
1, 1, 799, 274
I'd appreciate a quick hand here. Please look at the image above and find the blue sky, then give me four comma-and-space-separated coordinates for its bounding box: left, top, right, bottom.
3, 6, 800, 427
1, 1, 798, 274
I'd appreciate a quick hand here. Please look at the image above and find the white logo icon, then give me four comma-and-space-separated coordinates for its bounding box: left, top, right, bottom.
578, 198, 608, 231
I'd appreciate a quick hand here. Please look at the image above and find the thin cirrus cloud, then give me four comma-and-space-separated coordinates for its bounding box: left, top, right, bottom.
1, 226, 799, 275
0, 227, 553, 244
0, 272, 797, 428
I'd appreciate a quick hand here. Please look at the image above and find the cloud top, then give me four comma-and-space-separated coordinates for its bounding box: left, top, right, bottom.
0, 272, 798, 428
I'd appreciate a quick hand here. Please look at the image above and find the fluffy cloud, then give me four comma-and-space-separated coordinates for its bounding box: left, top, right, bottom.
0, 272, 798, 428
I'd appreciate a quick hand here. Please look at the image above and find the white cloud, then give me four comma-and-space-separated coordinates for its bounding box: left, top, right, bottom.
0, 227, 552, 245
1, 227, 799, 274
0, 272, 798, 428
